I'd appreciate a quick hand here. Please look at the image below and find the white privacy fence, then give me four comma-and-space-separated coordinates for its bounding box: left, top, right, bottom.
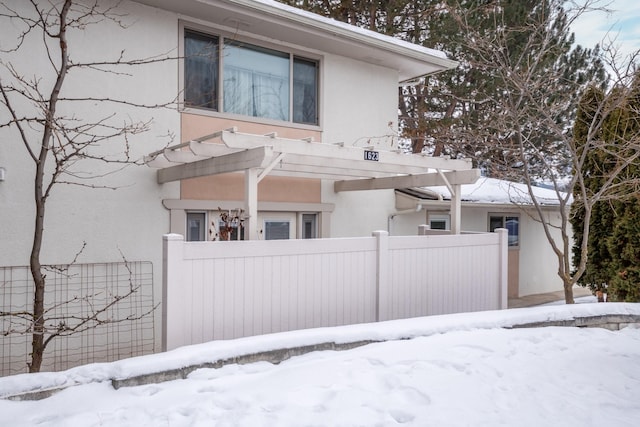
163, 229, 508, 351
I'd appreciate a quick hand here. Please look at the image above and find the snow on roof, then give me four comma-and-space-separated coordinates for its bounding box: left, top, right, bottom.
425, 177, 572, 206
251, 0, 450, 60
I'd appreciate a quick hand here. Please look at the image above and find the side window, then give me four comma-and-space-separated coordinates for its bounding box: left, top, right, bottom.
184, 30, 219, 110
429, 214, 450, 231
301, 213, 317, 239
186, 212, 206, 241
293, 57, 318, 125
489, 214, 519, 247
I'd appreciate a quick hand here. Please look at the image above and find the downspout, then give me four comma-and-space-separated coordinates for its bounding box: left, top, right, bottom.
387, 204, 423, 235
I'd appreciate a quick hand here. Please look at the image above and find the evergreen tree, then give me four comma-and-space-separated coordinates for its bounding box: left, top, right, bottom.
604, 74, 640, 301
571, 74, 640, 301
570, 86, 613, 293
607, 202, 640, 301
282, 0, 606, 181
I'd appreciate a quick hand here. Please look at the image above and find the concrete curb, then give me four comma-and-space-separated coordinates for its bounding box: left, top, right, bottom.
111, 340, 377, 390
509, 314, 640, 330
5, 313, 639, 401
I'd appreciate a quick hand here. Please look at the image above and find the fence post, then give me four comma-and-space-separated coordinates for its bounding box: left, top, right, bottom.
496, 228, 508, 309
418, 224, 430, 235
373, 230, 389, 322
162, 233, 185, 351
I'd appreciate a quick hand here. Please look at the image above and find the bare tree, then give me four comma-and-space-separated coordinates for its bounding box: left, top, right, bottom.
0, 0, 174, 372
447, 0, 640, 303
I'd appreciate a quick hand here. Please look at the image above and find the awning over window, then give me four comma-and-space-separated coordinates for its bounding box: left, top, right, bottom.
145, 128, 480, 237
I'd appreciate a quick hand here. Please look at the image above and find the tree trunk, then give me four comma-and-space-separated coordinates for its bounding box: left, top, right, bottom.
27, 0, 71, 372
563, 281, 575, 304
29, 178, 46, 372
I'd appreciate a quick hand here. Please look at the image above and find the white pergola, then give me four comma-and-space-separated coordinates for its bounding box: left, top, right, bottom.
145, 128, 480, 239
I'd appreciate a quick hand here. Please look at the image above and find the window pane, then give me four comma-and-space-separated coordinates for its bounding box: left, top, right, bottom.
218, 221, 244, 241
430, 220, 447, 230
293, 57, 318, 124
223, 41, 289, 121
489, 216, 504, 233
265, 220, 290, 240
186, 212, 206, 241
489, 215, 519, 247
505, 216, 519, 247
184, 31, 218, 110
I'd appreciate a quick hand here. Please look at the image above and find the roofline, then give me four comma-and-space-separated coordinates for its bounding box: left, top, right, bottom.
133, 0, 458, 80
394, 190, 568, 210
226, 0, 458, 73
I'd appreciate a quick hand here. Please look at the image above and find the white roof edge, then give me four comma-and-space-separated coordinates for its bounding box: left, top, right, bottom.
230, 0, 459, 72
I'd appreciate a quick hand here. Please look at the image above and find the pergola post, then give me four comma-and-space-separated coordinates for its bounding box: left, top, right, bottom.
245, 168, 259, 240
451, 184, 462, 234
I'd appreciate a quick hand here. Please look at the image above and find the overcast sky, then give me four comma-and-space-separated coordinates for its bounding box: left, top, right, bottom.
570, 0, 640, 58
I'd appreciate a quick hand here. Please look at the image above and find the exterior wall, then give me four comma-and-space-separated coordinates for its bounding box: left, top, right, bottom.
0, 0, 181, 352
393, 201, 569, 296
320, 55, 400, 237
518, 209, 570, 296
178, 114, 322, 203
459, 206, 568, 297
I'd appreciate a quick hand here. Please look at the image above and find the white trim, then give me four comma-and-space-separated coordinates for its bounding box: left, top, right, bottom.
135, 0, 457, 81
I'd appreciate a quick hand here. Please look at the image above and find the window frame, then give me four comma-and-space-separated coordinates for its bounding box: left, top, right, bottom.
428, 213, 450, 231
488, 213, 520, 248
299, 212, 318, 239
186, 211, 207, 242
263, 219, 292, 240
180, 22, 321, 128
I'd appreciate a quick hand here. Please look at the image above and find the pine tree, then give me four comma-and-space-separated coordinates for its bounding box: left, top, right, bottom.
282, 0, 606, 179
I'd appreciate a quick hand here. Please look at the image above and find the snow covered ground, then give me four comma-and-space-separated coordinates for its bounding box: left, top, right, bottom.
1, 303, 639, 427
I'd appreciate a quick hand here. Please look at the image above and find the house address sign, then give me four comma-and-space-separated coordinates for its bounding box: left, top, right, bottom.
364, 150, 379, 161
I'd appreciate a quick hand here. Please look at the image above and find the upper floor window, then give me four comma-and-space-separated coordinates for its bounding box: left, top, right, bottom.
184, 29, 318, 125
185, 31, 219, 111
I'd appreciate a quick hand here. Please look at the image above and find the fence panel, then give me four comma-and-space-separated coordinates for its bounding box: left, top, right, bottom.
164, 230, 508, 351
164, 236, 379, 350
385, 233, 503, 321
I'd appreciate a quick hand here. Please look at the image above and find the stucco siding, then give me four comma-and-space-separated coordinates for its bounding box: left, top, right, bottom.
0, 0, 182, 352
320, 54, 400, 237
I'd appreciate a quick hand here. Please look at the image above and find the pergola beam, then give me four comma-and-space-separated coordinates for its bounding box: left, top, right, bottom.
157, 146, 274, 184
334, 169, 480, 192
221, 130, 473, 171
